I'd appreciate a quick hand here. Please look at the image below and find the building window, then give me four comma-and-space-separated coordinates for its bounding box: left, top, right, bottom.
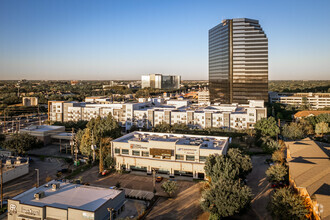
249, 113, 254, 116
115, 148, 120, 154
142, 151, 149, 157
122, 149, 129, 155
132, 150, 140, 156
186, 155, 195, 161
199, 156, 207, 162
175, 154, 184, 160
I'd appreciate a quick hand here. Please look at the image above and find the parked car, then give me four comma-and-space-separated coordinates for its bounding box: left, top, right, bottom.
101, 169, 111, 176
156, 176, 163, 183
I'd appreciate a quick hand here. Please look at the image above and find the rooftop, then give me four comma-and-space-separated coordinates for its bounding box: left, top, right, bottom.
113, 131, 228, 150
286, 138, 330, 219
12, 180, 123, 212
20, 125, 64, 133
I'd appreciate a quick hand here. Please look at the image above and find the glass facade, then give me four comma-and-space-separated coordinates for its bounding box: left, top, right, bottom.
209, 18, 268, 104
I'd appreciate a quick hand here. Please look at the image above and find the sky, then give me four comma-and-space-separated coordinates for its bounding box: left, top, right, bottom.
0, 0, 330, 80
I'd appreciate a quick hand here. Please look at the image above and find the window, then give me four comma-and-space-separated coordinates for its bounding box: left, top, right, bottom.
175, 154, 184, 160
115, 148, 120, 154
142, 151, 149, 157
249, 113, 254, 116
186, 155, 195, 161
199, 156, 207, 162
132, 150, 140, 156
122, 149, 129, 155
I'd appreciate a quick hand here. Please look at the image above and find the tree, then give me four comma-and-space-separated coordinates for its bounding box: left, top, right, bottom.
315, 121, 329, 136
266, 163, 287, 183
298, 118, 314, 136
254, 117, 280, 138
4, 133, 43, 154
201, 177, 251, 219
104, 154, 115, 168
153, 122, 171, 133
268, 187, 310, 220
282, 123, 305, 140
263, 139, 282, 154
204, 155, 239, 182
272, 150, 284, 163
161, 180, 178, 197
226, 148, 252, 178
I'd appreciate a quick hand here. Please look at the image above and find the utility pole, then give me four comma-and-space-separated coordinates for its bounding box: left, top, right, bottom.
35, 169, 39, 188
38, 105, 41, 125
1, 160, 3, 209
71, 128, 74, 157
3, 111, 6, 134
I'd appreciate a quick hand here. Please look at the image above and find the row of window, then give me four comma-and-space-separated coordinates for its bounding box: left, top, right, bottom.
115, 148, 207, 162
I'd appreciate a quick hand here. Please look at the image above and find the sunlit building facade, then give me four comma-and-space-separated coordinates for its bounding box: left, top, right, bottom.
209, 18, 268, 104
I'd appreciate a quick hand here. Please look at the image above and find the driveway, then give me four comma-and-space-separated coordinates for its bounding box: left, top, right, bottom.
246, 155, 273, 220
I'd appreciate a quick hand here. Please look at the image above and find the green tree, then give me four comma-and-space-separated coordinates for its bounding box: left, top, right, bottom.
161, 180, 178, 197
263, 139, 282, 154
266, 163, 287, 183
4, 133, 43, 154
268, 187, 310, 220
226, 148, 252, 178
254, 117, 280, 138
153, 122, 171, 133
201, 177, 251, 219
171, 123, 189, 132
282, 123, 305, 140
315, 121, 329, 136
298, 118, 314, 136
104, 154, 115, 168
204, 155, 239, 182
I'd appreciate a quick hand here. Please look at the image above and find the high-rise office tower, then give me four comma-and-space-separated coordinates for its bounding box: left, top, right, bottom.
141, 74, 181, 89
209, 18, 268, 104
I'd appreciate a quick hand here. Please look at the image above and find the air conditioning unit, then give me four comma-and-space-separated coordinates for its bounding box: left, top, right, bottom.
52, 183, 60, 191
34, 191, 45, 200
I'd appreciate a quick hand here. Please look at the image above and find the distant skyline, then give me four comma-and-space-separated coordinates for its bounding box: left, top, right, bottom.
0, 0, 330, 80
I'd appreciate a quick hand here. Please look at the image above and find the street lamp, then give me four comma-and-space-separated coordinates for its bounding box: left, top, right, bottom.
107, 208, 114, 220
35, 169, 39, 188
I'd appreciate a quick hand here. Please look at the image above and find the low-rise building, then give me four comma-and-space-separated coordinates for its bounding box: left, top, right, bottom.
269, 92, 330, 109
2, 156, 29, 184
111, 131, 229, 179
294, 110, 330, 121
20, 125, 67, 145
286, 138, 330, 220
8, 180, 126, 220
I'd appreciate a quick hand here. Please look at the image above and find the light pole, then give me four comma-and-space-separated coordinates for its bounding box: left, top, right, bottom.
107, 208, 114, 220
152, 168, 156, 193
35, 169, 39, 188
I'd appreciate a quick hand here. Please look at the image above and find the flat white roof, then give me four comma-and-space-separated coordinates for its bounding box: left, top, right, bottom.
20, 125, 64, 132
12, 180, 123, 212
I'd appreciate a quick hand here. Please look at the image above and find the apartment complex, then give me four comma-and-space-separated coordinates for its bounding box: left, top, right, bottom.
209, 18, 268, 104
198, 90, 210, 106
48, 99, 266, 131
285, 138, 330, 220
8, 180, 126, 220
111, 131, 229, 179
269, 92, 330, 109
141, 74, 181, 89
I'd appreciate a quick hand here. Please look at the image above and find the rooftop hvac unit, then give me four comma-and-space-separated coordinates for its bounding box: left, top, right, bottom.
34, 191, 45, 200
52, 183, 60, 191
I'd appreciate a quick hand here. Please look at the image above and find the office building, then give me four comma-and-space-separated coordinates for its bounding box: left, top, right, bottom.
209, 18, 268, 104
269, 92, 330, 109
141, 74, 181, 89
111, 131, 229, 179
8, 180, 126, 220
198, 90, 210, 106
285, 138, 330, 220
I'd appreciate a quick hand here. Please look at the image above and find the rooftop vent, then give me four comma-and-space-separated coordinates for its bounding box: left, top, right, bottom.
34, 191, 45, 200
52, 183, 60, 191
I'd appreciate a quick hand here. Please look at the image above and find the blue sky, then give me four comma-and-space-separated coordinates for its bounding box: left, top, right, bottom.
0, 0, 330, 80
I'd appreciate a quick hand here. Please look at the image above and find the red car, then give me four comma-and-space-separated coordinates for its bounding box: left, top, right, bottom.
101, 170, 111, 176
